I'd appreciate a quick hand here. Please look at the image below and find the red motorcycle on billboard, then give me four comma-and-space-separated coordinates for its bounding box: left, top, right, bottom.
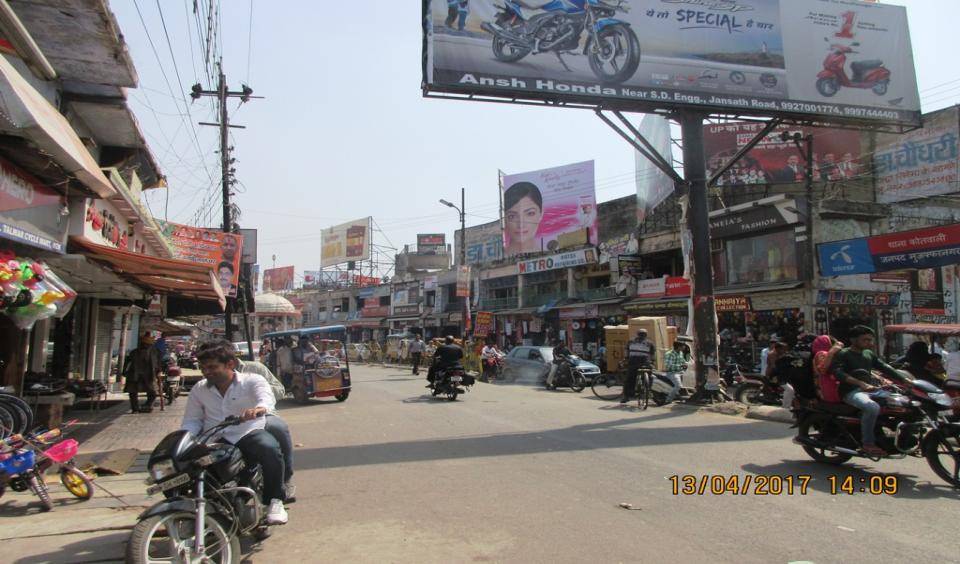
816, 39, 891, 98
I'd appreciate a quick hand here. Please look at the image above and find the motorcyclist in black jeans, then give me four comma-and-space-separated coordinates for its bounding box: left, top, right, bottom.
428, 336, 464, 387
546, 340, 573, 389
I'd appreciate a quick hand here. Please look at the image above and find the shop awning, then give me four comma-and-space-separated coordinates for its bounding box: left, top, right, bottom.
884, 324, 960, 337
140, 318, 198, 336
714, 282, 804, 295
345, 318, 384, 328
0, 55, 114, 198
70, 237, 225, 309
494, 307, 538, 316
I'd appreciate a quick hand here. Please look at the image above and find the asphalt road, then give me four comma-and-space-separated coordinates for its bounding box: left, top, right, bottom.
258, 364, 959, 564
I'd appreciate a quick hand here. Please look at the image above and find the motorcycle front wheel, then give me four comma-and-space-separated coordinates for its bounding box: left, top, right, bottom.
797, 415, 853, 465
922, 428, 960, 488
569, 372, 585, 393
127, 512, 240, 564
588, 24, 641, 84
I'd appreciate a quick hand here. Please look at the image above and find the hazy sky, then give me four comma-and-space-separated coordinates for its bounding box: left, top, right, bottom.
113, 1, 960, 282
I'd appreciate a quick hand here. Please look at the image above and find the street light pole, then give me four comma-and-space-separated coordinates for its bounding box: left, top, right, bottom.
440, 189, 468, 338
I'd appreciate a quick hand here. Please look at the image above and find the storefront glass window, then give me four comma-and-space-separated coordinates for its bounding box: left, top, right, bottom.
725, 231, 797, 286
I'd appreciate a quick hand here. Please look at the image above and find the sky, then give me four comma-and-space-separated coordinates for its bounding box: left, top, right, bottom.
112, 1, 960, 284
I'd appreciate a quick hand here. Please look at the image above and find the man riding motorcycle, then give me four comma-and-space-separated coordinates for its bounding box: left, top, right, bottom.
831, 325, 910, 457
428, 336, 464, 387
182, 339, 288, 525
546, 340, 572, 390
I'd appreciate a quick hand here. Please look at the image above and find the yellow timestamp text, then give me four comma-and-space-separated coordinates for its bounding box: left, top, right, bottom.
669, 474, 811, 496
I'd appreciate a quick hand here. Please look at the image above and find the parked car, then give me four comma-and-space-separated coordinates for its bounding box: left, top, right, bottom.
502, 346, 601, 385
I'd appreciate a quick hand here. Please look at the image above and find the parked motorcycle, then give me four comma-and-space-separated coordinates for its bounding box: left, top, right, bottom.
482, 0, 641, 85
816, 39, 891, 98
735, 372, 785, 406
128, 416, 272, 564
431, 365, 474, 401
648, 371, 694, 406
794, 379, 960, 488
177, 351, 198, 370
546, 356, 587, 392
162, 356, 182, 405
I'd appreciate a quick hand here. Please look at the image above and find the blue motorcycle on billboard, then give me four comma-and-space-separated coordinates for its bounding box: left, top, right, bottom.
481, 0, 640, 84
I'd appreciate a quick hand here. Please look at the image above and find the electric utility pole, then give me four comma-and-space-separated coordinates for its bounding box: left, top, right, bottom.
192, 63, 256, 343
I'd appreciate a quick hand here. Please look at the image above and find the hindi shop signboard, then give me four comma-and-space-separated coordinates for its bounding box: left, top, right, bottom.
423, 0, 921, 128
818, 223, 960, 277
474, 311, 494, 337
874, 106, 959, 204
517, 248, 598, 274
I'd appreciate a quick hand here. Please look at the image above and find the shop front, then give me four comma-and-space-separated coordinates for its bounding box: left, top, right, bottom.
813, 289, 901, 348
716, 289, 807, 371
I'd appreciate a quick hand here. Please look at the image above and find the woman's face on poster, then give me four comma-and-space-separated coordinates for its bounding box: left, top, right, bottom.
505, 195, 542, 244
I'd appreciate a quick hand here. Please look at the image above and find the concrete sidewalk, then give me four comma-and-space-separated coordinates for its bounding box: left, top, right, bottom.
0, 386, 190, 563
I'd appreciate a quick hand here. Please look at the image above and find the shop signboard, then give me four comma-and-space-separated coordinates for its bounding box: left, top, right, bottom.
474, 311, 494, 337
517, 248, 598, 274
665, 277, 692, 297
423, 0, 921, 128
321, 217, 371, 268
715, 296, 752, 312
262, 266, 294, 292
559, 305, 599, 320
709, 198, 799, 239
626, 300, 689, 314
362, 300, 389, 318
818, 223, 960, 276
0, 157, 67, 253
870, 271, 911, 284
617, 256, 644, 279
455, 220, 503, 265
393, 304, 421, 316
599, 233, 639, 264
815, 290, 900, 306
423, 275, 438, 291
911, 268, 945, 316
874, 106, 959, 204
158, 221, 243, 297
418, 233, 446, 254
456, 265, 471, 297
502, 161, 597, 257
637, 278, 667, 299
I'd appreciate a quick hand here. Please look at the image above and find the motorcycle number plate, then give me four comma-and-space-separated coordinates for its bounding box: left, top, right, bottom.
451, 376, 463, 382
147, 473, 190, 495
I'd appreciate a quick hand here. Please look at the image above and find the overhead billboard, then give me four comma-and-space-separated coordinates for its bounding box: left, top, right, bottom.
158, 221, 243, 298
262, 266, 294, 293
502, 160, 597, 258
321, 217, 371, 268
704, 122, 863, 186
873, 106, 959, 203
455, 220, 503, 265
423, 0, 920, 127
417, 233, 446, 254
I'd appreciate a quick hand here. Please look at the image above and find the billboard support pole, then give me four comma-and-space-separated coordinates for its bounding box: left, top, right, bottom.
678, 111, 724, 403
595, 109, 682, 182
707, 119, 782, 187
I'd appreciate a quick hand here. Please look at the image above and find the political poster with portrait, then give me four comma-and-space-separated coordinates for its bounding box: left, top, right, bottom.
704, 122, 863, 187
158, 221, 243, 298
262, 266, 295, 293
501, 160, 597, 258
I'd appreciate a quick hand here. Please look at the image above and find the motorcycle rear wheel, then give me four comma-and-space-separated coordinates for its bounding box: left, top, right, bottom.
446, 390, 459, 401
492, 37, 530, 62
127, 511, 240, 564
569, 373, 585, 393
816, 77, 839, 97
736, 383, 764, 405
922, 428, 960, 488
798, 415, 853, 465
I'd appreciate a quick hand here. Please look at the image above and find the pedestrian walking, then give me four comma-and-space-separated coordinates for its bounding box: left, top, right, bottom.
409, 335, 425, 375
123, 333, 161, 413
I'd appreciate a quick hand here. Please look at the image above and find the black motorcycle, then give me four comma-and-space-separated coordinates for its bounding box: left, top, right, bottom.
127, 417, 271, 563
546, 356, 587, 392
794, 378, 960, 488
431, 365, 474, 401
481, 0, 641, 84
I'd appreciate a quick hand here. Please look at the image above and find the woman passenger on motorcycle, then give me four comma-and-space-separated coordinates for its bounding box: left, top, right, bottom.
503, 181, 544, 256
898, 341, 930, 379
812, 335, 844, 403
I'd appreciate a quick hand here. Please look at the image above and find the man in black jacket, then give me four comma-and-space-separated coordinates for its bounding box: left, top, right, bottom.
428, 336, 463, 386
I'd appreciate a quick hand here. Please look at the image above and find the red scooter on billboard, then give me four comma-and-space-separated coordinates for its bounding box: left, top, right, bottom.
816, 39, 891, 98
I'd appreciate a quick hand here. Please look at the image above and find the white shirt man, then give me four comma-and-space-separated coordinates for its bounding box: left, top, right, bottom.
181, 371, 276, 445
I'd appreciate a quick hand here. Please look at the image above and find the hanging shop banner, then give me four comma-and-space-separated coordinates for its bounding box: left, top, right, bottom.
417, 233, 446, 254
517, 248, 597, 275
818, 223, 960, 277
321, 217, 371, 268
502, 161, 597, 257
709, 198, 799, 239
262, 266, 294, 292
704, 122, 863, 186
816, 290, 900, 307
911, 268, 945, 316
158, 221, 243, 297
456, 265, 471, 297
0, 158, 67, 253
474, 311, 494, 337
599, 233, 639, 264
617, 256, 645, 279
422, 0, 921, 127
239, 228, 257, 264
455, 220, 504, 265
637, 277, 667, 299
874, 106, 959, 204
665, 277, 692, 297
635, 114, 674, 222
715, 296, 752, 312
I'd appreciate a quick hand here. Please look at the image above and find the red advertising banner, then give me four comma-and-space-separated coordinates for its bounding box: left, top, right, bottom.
867, 223, 960, 256
262, 266, 294, 292
664, 277, 692, 297
474, 312, 494, 337
704, 122, 862, 186
159, 221, 243, 297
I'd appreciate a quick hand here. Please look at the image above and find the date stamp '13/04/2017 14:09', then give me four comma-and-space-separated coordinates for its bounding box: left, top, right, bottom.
669, 475, 900, 496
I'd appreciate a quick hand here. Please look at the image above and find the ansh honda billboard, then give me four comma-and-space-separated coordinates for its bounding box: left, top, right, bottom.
422, 0, 920, 127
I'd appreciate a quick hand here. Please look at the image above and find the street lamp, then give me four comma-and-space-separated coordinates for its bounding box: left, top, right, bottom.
439, 188, 467, 338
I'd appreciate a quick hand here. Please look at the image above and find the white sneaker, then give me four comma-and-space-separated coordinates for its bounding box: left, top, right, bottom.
265, 499, 288, 525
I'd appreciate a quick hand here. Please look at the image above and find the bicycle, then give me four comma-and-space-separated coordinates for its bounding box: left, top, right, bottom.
590, 361, 652, 409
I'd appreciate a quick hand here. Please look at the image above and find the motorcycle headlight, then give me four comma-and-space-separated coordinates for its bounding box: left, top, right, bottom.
149, 458, 176, 482
929, 393, 953, 409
